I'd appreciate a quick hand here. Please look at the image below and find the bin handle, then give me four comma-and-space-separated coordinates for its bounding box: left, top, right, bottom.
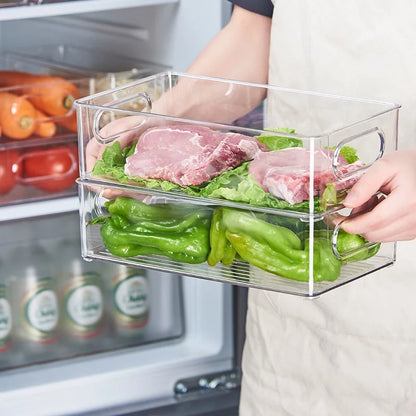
332, 127, 385, 181
17, 147, 78, 184
93, 91, 152, 144
331, 218, 381, 260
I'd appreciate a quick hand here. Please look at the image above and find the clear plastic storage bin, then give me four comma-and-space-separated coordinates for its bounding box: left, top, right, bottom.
7, 45, 169, 92
0, 48, 166, 206
0, 136, 79, 206
76, 72, 399, 296
0, 51, 90, 139
0, 52, 87, 205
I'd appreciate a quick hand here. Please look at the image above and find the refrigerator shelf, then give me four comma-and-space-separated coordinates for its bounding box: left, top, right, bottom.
0, 0, 179, 21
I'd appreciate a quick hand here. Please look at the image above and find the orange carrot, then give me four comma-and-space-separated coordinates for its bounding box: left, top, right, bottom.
34, 109, 57, 138
0, 92, 36, 139
0, 71, 80, 117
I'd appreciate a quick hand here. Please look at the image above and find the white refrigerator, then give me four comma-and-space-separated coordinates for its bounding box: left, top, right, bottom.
0, 2, 245, 415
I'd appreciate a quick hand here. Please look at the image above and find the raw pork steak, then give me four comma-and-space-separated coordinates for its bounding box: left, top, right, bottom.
249, 147, 363, 204
125, 125, 268, 186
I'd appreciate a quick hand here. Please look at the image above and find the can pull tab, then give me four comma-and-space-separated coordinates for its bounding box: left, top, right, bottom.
332, 127, 385, 181
93, 91, 152, 144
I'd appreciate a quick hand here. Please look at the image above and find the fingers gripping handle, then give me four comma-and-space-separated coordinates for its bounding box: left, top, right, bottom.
93, 91, 152, 144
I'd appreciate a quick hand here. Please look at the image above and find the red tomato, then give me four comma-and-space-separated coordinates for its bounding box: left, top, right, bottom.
0, 149, 20, 194
22, 145, 79, 192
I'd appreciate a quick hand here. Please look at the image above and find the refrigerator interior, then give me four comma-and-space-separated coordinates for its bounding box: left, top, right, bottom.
0, 213, 237, 416
0, 0, 232, 221
0, 2, 242, 415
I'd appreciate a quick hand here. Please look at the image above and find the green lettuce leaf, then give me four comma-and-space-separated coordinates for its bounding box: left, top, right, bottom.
92, 141, 313, 212
255, 127, 302, 151
339, 145, 359, 164
198, 162, 310, 211
92, 141, 130, 183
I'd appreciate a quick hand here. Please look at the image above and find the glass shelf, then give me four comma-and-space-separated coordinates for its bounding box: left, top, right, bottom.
0, 0, 178, 21
0, 196, 79, 221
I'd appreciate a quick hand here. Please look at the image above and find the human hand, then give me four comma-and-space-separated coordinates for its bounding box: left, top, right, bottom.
340, 149, 416, 243
85, 115, 148, 172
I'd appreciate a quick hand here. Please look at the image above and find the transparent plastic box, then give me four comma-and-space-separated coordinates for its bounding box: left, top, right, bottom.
8, 45, 169, 91
76, 72, 399, 296
0, 47, 167, 142
0, 48, 166, 206
0, 51, 90, 140
0, 52, 88, 204
0, 136, 80, 206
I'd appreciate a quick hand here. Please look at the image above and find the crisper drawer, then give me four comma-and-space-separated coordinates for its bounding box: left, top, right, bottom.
0, 51, 90, 205
75, 72, 399, 297
0, 136, 79, 206
0, 51, 90, 141
0, 47, 167, 206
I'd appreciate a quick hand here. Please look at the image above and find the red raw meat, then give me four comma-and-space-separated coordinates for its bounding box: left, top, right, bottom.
125, 125, 269, 186
249, 147, 363, 204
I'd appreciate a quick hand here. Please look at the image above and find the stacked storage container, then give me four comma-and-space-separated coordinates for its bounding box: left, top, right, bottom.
76, 72, 399, 297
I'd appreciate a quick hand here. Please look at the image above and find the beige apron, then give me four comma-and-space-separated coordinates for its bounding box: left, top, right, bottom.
239, 1, 416, 415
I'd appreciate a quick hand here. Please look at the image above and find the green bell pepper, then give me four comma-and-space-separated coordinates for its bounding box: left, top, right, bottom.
105, 196, 196, 221
207, 207, 236, 266
335, 228, 380, 261
218, 208, 341, 282
225, 231, 341, 282
221, 208, 305, 261
92, 197, 211, 264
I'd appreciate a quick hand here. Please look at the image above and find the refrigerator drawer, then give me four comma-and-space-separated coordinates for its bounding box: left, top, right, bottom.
0, 47, 166, 207
0, 136, 79, 206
